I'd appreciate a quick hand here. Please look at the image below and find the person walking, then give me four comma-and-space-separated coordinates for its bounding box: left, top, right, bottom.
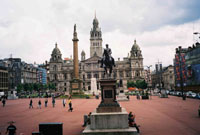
63, 98, 66, 107
68, 98, 73, 112
45, 98, 48, 107
5, 121, 17, 135
2, 98, 6, 107
52, 97, 55, 108
29, 99, 33, 109
38, 99, 41, 109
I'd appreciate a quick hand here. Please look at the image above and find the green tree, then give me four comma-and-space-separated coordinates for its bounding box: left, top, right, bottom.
33, 83, 40, 91
24, 83, 30, 92
43, 84, 48, 91
48, 83, 56, 90
127, 81, 136, 88
17, 84, 24, 93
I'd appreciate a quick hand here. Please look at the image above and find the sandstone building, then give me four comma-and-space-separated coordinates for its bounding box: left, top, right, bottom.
48, 16, 145, 91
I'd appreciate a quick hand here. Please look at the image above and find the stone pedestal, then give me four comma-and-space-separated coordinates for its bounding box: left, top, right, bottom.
117, 93, 129, 101
91, 108, 128, 129
70, 79, 82, 94
91, 78, 98, 95
97, 79, 121, 113
82, 79, 138, 135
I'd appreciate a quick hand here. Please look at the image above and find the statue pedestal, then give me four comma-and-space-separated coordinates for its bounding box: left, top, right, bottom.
97, 79, 121, 113
70, 79, 82, 94
82, 79, 138, 135
117, 93, 129, 101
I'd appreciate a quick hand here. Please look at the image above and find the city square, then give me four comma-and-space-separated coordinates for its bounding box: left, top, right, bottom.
0, 96, 200, 135
1, 0, 200, 135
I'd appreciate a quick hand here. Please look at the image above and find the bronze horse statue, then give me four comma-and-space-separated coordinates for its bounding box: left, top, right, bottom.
99, 44, 115, 78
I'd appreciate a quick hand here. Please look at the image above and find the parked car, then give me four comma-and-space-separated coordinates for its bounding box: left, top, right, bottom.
195, 93, 200, 99
191, 93, 197, 98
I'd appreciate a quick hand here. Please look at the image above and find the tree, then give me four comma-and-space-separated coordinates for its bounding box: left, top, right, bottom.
24, 83, 30, 92
48, 83, 56, 90
17, 84, 24, 93
33, 83, 40, 92
127, 80, 147, 89
127, 81, 136, 88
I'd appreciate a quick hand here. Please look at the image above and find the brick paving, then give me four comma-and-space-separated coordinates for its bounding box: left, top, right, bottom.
0, 96, 200, 135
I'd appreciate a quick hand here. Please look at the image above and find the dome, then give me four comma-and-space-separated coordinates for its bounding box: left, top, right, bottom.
131, 40, 140, 51
52, 43, 61, 55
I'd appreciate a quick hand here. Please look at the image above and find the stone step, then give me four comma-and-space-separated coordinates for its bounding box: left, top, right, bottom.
83, 125, 138, 135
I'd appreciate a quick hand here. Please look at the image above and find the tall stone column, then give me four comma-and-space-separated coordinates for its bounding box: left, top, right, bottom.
72, 24, 79, 79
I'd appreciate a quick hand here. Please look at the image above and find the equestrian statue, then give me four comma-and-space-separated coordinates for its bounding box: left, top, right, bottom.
99, 44, 115, 78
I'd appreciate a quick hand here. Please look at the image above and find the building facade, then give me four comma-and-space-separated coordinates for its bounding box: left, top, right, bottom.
0, 66, 8, 92
162, 65, 175, 90
174, 42, 200, 92
48, 16, 145, 92
0, 58, 45, 91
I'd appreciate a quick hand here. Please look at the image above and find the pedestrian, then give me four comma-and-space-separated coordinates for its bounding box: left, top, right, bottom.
29, 99, 33, 109
137, 93, 140, 100
128, 112, 140, 133
63, 98, 66, 107
68, 98, 73, 112
127, 95, 130, 100
52, 98, 55, 108
2, 98, 6, 107
82, 112, 92, 127
5, 121, 17, 135
45, 98, 48, 107
38, 99, 41, 109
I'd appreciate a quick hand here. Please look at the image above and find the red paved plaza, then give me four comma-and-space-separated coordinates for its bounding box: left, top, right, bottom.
0, 96, 200, 135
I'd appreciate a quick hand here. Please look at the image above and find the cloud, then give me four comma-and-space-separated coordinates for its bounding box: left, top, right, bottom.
0, 0, 200, 68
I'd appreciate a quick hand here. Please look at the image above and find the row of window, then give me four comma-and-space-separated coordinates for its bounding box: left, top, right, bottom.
93, 42, 101, 46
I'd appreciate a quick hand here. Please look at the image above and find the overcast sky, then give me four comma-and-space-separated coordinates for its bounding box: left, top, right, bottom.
0, 0, 200, 70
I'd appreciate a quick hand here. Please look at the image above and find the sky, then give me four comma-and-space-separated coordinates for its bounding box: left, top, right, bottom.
0, 0, 200, 70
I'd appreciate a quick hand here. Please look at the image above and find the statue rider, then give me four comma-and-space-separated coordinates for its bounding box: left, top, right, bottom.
100, 44, 115, 68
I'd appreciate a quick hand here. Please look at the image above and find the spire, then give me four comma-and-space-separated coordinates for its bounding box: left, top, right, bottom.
73, 24, 78, 41
134, 39, 136, 44
55, 42, 57, 48
95, 10, 96, 18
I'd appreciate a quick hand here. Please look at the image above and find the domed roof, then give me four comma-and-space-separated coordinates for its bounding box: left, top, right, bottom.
52, 43, 61, 54
131, 40, 140, 51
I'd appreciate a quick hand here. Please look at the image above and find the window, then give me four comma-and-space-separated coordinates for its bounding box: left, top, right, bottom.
64, 74, 67, 80
53, 65, 57, 71
136, 71, 140, 77
94, 73, 99, 79
54, 74, 57, 80
87, 73, 91, 79
126, 71, 129, 77
120, 71, 123, 78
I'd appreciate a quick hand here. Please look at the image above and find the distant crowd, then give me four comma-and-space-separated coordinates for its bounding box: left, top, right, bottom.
29, 96, 73, 112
